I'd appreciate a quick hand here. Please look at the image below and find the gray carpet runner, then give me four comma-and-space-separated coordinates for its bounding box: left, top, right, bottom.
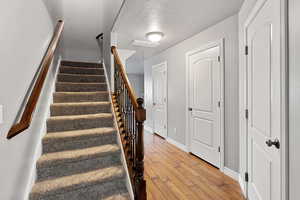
29, 61, 130, 200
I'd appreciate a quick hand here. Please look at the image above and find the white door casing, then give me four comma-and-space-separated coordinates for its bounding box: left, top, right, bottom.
245, 0, 282, 199
186, 40, 224, 168
152, 62, 167, 138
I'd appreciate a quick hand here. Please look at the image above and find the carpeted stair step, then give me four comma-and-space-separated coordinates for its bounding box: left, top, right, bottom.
61, 60, 102, 68
104, 193, 130, 200
38, 146, 122, 181
42, 128, 117, 153
56, 82, 107, 92
37, 154, 122, 182
47, 113, 114, 132
30, 166, 127, 200
57, 73, 106, 83
50, 102, 111, 116
39, 144, 120, 168
30, 179, 129, 200
53, 92, 109, 103
60, 66, 104, 75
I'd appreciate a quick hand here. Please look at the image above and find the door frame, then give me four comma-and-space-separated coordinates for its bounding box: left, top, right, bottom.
241, 0, 288, 199
185, 39, 225, 170
152, 61, 168, 138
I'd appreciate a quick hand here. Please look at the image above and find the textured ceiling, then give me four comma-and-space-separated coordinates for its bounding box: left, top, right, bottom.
113, 0, 244, 58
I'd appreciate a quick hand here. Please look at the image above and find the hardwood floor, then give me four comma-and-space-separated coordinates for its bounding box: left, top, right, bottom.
144, 133, 245, 200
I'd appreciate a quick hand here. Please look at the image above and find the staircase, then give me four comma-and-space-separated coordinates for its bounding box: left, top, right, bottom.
29, 61, 130, 200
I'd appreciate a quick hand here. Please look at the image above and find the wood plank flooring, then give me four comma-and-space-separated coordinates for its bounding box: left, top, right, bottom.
144, 133, 245, 200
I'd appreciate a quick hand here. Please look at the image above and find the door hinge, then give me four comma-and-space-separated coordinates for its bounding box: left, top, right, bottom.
218, 101, 221, 108
218, 56, 221, 62
245, 109, 249, 120
245, 45, 248, 55
218, 146, 221, 152
245, 172, 249, 182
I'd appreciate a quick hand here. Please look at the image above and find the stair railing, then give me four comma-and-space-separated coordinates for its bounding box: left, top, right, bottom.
7, 20, 64, 139
111, 46, 146, 200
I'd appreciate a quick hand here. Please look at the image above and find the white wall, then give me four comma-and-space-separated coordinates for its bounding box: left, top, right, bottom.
0, 1, 60, 199
42, 0, 124, 63
144, 15, 239, 172
102, 1, 124, 89
60, 0, 103, 62
128, 74, 144, 98
126, 51, 145, 74
238, 0, 258, 193
118, 49, 136, 66
289, 0, 300, 199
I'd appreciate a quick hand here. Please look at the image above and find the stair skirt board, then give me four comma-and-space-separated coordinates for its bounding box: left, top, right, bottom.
29, 61, 130, 200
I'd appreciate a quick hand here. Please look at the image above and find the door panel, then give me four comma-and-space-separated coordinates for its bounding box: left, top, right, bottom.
152, 62, 167, 138
188, 45, 221, 168
191, 59, 213, 112
192, 117, 213, 147
246, 0, 281, 199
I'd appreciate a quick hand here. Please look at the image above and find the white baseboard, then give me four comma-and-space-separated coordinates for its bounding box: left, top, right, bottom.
223, 167, 239, 181
166, 137, 188, 152
239, 174, 246, 198
144, 125, 153, 134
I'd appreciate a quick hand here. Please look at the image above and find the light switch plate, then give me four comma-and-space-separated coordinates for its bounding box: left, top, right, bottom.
0, 105, 3, 124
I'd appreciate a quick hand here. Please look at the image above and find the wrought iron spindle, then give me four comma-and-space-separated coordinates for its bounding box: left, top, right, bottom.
111, 46, 146, 200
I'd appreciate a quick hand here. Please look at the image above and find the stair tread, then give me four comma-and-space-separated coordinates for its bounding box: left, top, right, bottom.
58, 73, 105, 77
48, 113, 113, 121
61, 61, 102, 68
38, 144, 120, 165
31, 166, 124, 196
44, 127, 116, 140
56, 82, 106, 85
51, 101, 110, 107
60, 66, 103, 70
54, 91, 109, 95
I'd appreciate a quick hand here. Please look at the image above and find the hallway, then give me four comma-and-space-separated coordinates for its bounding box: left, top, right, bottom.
144, 133, 245, 200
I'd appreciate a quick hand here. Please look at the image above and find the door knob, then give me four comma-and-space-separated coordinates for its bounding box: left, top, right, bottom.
153, 103, 156, 106
265, 138, 280, 149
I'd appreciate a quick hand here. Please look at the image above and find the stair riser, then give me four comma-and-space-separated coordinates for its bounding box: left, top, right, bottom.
61, 61, 102, 68
47, 117, 114, 132
37, 153, 121, 181
60, 67, 104, 75
56, 83, 107, 92
43, 133, 117, 153
53, 93, 109, 103
30, 177, 127, 200
57, 74, 106, 83
50, 104, 111, 116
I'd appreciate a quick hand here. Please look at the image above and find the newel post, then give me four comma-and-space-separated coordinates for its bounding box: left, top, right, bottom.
135, 98, 147, 200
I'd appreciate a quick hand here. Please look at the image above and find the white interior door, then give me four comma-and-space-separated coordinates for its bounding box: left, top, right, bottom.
152, 62, 167, 138
187, 45, 222, 168
246, 0, 281, 199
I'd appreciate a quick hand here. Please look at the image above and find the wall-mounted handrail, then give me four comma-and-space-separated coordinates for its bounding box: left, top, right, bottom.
96, 33, 103, 40
111, 46, 147, 200
7, 20, 64, 139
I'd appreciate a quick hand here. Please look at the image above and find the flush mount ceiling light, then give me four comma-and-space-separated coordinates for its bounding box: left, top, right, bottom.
146, 32, 164, 42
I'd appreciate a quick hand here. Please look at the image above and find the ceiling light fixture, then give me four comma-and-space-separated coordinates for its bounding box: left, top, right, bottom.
146, 32, 164, 42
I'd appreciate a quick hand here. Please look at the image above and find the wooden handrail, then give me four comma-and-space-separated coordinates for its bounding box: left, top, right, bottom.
111, 46, 139, 109
96, 33, 103, 40
7, 20, 64, 139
